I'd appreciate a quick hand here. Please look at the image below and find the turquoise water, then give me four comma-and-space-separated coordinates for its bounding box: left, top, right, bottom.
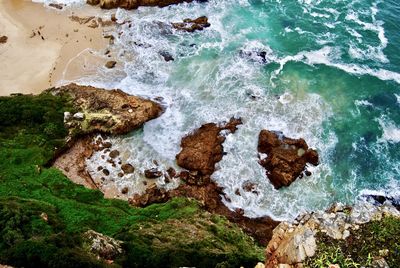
43, 0, 400, 220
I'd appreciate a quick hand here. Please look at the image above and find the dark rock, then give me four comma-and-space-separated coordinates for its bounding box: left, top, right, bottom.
121, 187, 129, 194
121, 163, 135, 174
49, 3, 64, 9
166, 167, 176, 178
0, 35, 8, 44
105, 60, 117, 68
159, 51, 174, 62
144, 168, 162, 178
305, 170, 312, 176
97, 166, 104, 171
118, 172, 124, 177
102, 169, 110, 176
103, 141, 112, 148
257, 130, 319, 189
172, 16, 210, 32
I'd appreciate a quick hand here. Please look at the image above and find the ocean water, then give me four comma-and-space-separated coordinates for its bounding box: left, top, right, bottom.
37, 0, 400, 220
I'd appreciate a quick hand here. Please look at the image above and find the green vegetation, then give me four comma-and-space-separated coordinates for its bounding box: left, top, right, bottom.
0, 92, 264, 267
305, 216, 400, 267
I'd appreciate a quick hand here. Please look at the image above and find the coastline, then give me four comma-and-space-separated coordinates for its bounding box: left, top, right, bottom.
0, 0, 109, 96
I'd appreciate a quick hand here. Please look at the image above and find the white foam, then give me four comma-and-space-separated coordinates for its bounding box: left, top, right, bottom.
377, 117, 400, 143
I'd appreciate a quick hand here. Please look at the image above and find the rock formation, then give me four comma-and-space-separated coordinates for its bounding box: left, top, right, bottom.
257, 130, 319, 189
176, 117, 242, 175
130, 118, 279, 245
87, 0, 206, 10
172, 16, 211, 32
265, 200, 400, 267
83, 230, 123, 261
49, 83, 162, 135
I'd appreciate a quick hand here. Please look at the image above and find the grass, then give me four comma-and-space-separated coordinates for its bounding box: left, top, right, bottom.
0, 92, 264, 268
305, 216, 400, 267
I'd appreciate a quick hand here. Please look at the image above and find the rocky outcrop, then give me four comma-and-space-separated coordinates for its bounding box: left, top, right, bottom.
83, 230, 123, 260
172, 16, 211, 32
49, 83, 162, 136
257, 130, 319, 189
87, 0, 206, 10
51, 84, 161, 189
130, 118, 279, 245
176, 117, 242, 176
265, 200, 400, 267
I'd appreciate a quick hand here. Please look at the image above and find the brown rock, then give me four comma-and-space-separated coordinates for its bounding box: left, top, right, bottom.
144, 168, 162, 178
105, 60, 117, 68
172, 16, 210, 32
121, 163, 135, 174
176, 117, 242, 176
121, 187, 129, 194
0, 35, 8, 44
257, 130, 319, 189
48, 83, 162, 135
87, 0, 100, 5
109, 150, 120, 158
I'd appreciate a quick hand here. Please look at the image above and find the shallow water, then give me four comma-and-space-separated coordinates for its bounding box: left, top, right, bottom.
37, 0, 400, 220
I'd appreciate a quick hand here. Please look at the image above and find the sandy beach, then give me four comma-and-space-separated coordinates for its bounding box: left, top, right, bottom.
0, 0, 111, 96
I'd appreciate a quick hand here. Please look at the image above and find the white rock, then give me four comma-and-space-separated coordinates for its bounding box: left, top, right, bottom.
73, 112, 85, 120
64, 111, 71, 122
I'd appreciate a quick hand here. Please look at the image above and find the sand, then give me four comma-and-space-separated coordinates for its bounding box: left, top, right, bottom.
0, 0, 112, 96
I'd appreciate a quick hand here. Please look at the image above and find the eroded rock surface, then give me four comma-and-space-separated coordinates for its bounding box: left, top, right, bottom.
257, 130, 319, 189
176, 117, 242, 176
49, 83, 162, 135
265, 200, 400, 267
83, 230, 123, 260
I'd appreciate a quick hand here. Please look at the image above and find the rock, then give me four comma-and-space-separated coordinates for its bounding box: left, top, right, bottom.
73, 112, 85, 120
89, 0, 208, 10
257, 130, 319, 189
172, 16, 210, 32
102, 169, 110, 176
0, 35, 8, 44
105, 60, 117, 68
121, 187, 129, 194
176, 117, 242, 176
49, 3, 64, 9
109, 150, 120, 158
144, 168, 162, 178
266, 223, 317, 266
371, 258, 389, 268
166, 167, 176, 178
83, 230, 123, 260
48, 83, 162, 135
159, 51, 174, 61
64, 111, 71, 122
121, 163, 135, 174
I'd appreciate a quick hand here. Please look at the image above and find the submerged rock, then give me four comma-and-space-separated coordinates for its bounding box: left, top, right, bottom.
172, 16, 211, 32
257, 130, 319, 189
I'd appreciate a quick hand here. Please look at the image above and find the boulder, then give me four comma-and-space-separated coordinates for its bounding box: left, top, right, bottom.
257, 130, 319, 189
121, 163, 135, 174
105, 60, 117, 68
88, 0, 201, 10
144, 168, 162, 178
